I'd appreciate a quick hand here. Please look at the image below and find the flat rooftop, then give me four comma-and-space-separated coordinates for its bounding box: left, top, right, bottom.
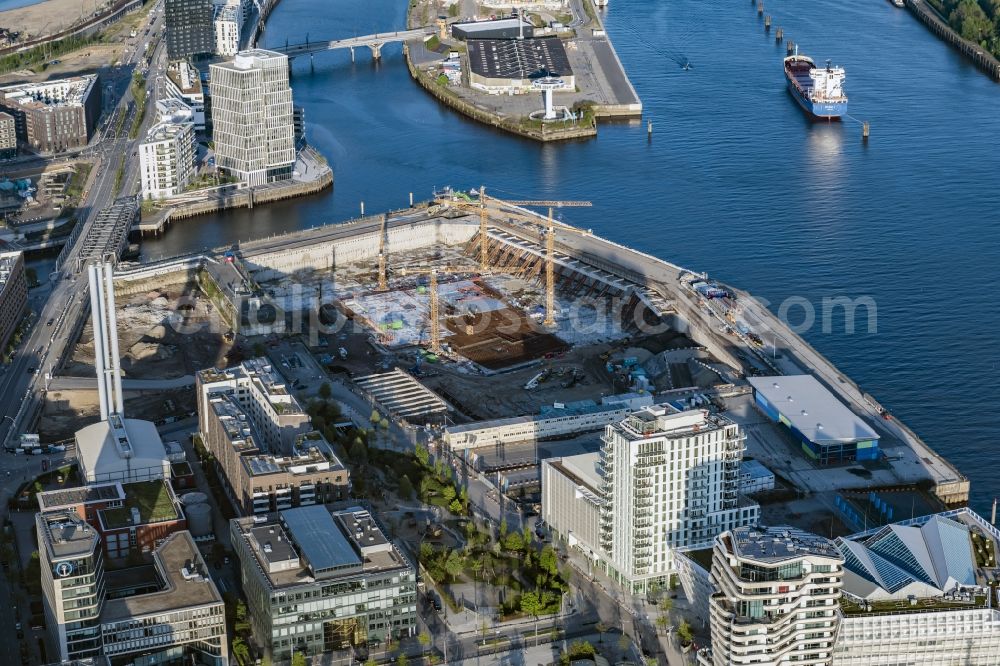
467, 37, 572, 80
728, 525, 842, 563
102, 531, 223, 623
0, 250, 21, 289
282, 504, 362, 575
234, 506, 413, 589
549, 452, 602, 497
37, 510, 99, 561
201, 356, 303, 414
166, 61, 203, 97
98, 480, 180, 530
246, 431, 347, 477
0, 75, 97, 109
210, 394, 260, 454
749, 375, 879, 445
37, 481, 124, 512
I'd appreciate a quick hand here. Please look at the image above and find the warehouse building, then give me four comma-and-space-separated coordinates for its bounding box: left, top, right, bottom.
445, 393, 652, 451
466, 37, 574, 93
451, 17, 534, 41
231, 505, 417, 662
748, 375, 880, 465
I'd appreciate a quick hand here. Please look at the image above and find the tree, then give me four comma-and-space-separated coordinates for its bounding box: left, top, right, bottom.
232, 637, 251, 666
399, 475, 414, 500
319, 382, 332, 399
449, 498, 463, 514
521, 590, 542, 639
415, 443, 430, 466
676, 619, 694, 645
397, 654, 408, 666
444, 549, 464, 581
350, 438, 368, 465
441, 485, 456, 503
655, 614, 670, 633
500, 519, 508, 537
595, 621, 608, 644
418, 631, 431, 648
504, 530, 523, 552
291, 653, 307, 666
539, 546, 559, 576
371, 409, 381, 423
365, 659, 378, 666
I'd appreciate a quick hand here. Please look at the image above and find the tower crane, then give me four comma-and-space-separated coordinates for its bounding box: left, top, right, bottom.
377, 214, 388, 292
498, 199, 593, 327
436, 190, 593, 327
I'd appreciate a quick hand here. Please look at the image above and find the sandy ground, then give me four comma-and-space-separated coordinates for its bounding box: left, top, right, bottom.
40, 387, 197, 441
0, 0, 99, 39
0, 43, 124, 85
66, 285, 233, 380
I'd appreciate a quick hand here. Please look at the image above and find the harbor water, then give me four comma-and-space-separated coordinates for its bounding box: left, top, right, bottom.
140, 0, 1000, 512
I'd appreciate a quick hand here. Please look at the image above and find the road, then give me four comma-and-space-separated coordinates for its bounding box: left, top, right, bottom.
0, 8, 168, 659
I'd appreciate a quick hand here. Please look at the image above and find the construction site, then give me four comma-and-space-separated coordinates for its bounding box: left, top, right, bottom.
67, 189, 969, 522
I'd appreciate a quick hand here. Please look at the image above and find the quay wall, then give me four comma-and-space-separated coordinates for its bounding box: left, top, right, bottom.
405, 53, 597, 142
907, 0, 1000, 79
138, 170, 333, 234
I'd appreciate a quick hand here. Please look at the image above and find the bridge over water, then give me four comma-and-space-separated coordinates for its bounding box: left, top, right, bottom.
271, 27, 437, 60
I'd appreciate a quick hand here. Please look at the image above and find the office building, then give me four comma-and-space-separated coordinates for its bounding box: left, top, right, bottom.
213, 1, 244, 56
542, 405, 760, 593
0, 75, 100, 153
197, 357, 310, 453
706, 525, 844, 666
231, 505, 417, 662
202, 392, 349, 515
37, 511, 105, 662
748, 375, 880, 464
164, 0, 215, 59
139, 118, 196, 199
0, 110, 15, 157
466, 38, 574, 94
0, 250, 27, 352
100, 531, 227, 665
209, 49, 295, 185
38, 510, 227, 664
165, 61, 207, 130
833, 508, 1000, 665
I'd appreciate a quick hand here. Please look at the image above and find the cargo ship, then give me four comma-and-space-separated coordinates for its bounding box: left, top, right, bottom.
784, 50, 848, 120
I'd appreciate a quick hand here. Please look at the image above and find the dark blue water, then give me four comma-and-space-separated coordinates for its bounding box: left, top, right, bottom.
141, 0, 1000, 512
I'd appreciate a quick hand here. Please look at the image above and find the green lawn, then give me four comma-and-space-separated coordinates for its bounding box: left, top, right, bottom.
101, 481, 177, 529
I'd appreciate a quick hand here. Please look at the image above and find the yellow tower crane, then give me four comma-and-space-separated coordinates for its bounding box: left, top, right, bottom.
436, 191, 593, 327
377, 214, 388, 292
500, 199, 593, 327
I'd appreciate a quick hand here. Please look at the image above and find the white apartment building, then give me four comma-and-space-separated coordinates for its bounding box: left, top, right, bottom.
139, 120, 196, 199
165, 61, 207, 130
209, 49, 295, 186
196, 356, 310, 454
213, 2, 243, 56
542, 405, 760, 593
706, 525, 844, 666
